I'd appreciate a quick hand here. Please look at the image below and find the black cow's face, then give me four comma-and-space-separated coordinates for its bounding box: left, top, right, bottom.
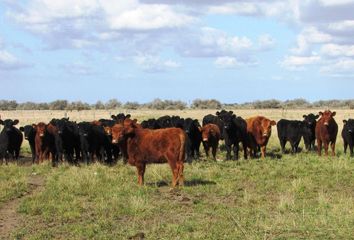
78, 123, 91, 138
303, 113, 319, 127
217, 112, 234, 130
0, 119, 19, 132
343, 120, 354, 134
20, 125, 36, 139
55, 120, 67, 135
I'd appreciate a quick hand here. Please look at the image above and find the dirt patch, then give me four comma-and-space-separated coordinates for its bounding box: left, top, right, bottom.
0, 174, 45, 239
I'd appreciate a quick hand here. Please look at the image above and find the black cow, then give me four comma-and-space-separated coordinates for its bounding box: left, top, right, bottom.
302, 113, 319, 151
50, 118, 80, 165
157, 115, 172, 128
216, 111, 248, 160
111, 113, 131, 122
183, 118, 202, 162
0, 119, 23, 164
171, 116, 185, 129
20, 125, 36, 163
342, 119, 354, 157
99, 119, 122, 163
77, 122, 112, 164
141, 118, 160, 129
203, 114, 225, 140
277, 119, 304, 154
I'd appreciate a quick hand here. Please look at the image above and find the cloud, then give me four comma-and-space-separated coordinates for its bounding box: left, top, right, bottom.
0, 48, 30, 70
320, 58, 354, 74
280, 55, 321, 70
60, 62, 95, 75
134, 55, 180, 72
214, 56, 257, 68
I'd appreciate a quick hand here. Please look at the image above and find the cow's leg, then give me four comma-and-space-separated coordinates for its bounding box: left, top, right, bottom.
343, 140, 348, 154
324, 142, 329, 156
175, 162, 184, 186
242, 142, 248, 160
233, 143, 239, 160
317, 139, 322, 156
136, 164, 146, 186
261, 146, 266, 158
225, 144, 231, 160
203, 142, 210, 158
349, 142, 354, 157
330, 141, 336, 156
212, 143, 217, 160
280, 138, 286, 153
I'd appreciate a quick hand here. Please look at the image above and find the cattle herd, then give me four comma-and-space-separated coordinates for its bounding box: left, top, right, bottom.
0, 110, 353, 186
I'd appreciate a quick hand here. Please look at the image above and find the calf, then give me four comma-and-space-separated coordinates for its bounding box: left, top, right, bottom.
302, 113, 319, 151
201, 123, 220, 160
34, 122, 56, 165
342, 119, 354, 157
20, 125, 36, 163
246, 116, 276, 158
315, 110, 338, 156
0, 119, 23, 164
217, 111, 249, 160
183, 118, 202, 162
277, 119, 304, 154
202, 114, 224, 140
111, 119, 186, 187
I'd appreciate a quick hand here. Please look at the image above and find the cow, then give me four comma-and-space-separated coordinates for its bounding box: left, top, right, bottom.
0, 119, 23, 164
141, 118, 160, 129
34, 122, 57, 166
202, 114, 224, 140
111, 113, 131, 122
100, 119, 123, 163
77, 122, 112, 164
277, 119, 304, 154
50, 118, 80, 165
216, 111, 249, 160
302, 113, 319, 151
246, 116, 276, 158
171, 116, 185, 129
111, 119, 186, 187
342, 119, 354, 157
157, 115, 172, 128
315, 110, 338, 156
201, 123, 221, 160
183, 118, 202, 162
20, 125, 37, 163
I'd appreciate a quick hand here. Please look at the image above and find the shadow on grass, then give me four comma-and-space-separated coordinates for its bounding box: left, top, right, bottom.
147, 178, 217, 187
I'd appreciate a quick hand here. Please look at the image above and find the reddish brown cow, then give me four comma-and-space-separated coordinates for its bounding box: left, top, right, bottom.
315, 110, 338, 156
34, 122, 56, 164
246, 116, 276, 158
201, 123, 221, 160
111, 119, 186, 187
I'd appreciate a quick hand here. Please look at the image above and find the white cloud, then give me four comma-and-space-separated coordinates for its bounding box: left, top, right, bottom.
321, 58, 354, 74
258, 34, 276, 50
134, 55, 180, 72
280, 55, 321, 70
214, 56, 257, 68
321, 44, 354, 57
0, 47, 30, 70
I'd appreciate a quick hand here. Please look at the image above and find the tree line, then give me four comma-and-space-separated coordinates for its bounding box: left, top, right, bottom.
0, 98, 353, 111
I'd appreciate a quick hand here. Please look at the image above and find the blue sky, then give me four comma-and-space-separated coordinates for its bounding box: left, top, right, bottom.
0, 0, 353, 104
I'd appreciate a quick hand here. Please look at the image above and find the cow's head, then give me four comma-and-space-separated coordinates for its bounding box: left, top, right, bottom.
201, 125, 215, 142
183, 118, 200, 134
261, 118, 276, 137
303, 113, 319, 127
343, 119, 354, 134
0, 119, 19, 132
319, 110, 336, 126
104, 126, 112, 136
77, 122, 92, 138
111, 119, 138, 144
217, 112, 235, 130
20, 125, 36, 139
35, 122, 46, 137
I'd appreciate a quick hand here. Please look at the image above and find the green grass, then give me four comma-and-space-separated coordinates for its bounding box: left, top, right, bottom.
3, 148, 353, 239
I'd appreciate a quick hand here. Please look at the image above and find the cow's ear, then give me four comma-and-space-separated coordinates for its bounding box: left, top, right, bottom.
303, 115, 307, 118
19, 127, 24, 131
13, 119, 19, 125
270, 120, 276, 126
216, 111, 220, 116
229, 111, 233, 114
319, 111, 323, 116
65, 117, 69, 121
315, 115, 319, 119
126, 114, 131, 119
331, 111, 336, 117
343, 120, 348, 124
32, 124, 37, 128
111, 115, 117, 120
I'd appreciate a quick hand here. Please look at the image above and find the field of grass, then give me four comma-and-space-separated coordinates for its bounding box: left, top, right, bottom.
1, 109, 354, 239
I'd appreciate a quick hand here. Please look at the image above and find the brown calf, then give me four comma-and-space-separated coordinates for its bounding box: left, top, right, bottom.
111, 119, 186, 187
201, 124, 221, 160
246, 116, 276, 158
315, 110, 338, 156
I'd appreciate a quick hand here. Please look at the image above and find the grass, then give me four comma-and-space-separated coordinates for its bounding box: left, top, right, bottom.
1, 109, 354, 239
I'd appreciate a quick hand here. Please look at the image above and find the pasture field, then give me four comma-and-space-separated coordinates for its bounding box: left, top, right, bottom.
1, 109, 354, 239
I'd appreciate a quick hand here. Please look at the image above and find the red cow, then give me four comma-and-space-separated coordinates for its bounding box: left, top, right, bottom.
315, 110, 338, 156
34, 122, 56, 164
111, 119, 186, 187
201, 123, 221, 160
246, 116, 276, 158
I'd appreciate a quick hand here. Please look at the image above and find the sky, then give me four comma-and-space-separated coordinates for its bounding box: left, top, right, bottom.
0, 0, 354, 104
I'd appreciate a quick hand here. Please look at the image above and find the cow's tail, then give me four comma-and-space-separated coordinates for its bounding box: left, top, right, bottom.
175, 130, 186, 186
